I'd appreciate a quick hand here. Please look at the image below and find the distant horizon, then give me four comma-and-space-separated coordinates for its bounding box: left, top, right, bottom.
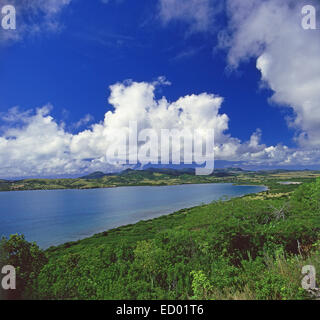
3, 163, 320, 181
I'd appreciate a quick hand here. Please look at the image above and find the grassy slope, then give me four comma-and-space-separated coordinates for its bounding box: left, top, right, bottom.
45, 177, 301, 257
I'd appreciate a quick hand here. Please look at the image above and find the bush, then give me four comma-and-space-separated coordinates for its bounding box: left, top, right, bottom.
0, 234, 47, 299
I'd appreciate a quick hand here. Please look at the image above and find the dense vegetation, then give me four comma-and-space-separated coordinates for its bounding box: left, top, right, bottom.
1, 177, 320, 300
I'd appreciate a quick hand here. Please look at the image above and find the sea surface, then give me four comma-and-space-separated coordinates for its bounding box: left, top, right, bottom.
0, 183, 266, 248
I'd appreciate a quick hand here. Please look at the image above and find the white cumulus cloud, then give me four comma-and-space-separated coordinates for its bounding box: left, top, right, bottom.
0, 78, 279, 178
220, 0, 320, 148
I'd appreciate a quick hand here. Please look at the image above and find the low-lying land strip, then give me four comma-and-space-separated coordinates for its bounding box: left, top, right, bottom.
1, 168, 320, 193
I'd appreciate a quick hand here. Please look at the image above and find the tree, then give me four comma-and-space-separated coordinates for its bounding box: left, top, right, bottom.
0, 234, 47, 299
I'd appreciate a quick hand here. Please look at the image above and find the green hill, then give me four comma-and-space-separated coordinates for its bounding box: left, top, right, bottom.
80, 171, 107, 179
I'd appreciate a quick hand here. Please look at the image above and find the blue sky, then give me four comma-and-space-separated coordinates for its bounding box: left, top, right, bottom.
0, 0, 320, 178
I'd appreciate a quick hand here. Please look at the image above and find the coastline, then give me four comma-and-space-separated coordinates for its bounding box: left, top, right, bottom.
0, 179, 267, 193
44, 184, 268, 251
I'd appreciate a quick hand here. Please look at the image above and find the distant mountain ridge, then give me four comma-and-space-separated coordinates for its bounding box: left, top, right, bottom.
80, 167, 245, 179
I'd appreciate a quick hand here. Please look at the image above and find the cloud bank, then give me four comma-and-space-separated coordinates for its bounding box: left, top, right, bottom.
160, 0, 320, 167
0, 78, 287, 178
221, 0, 320, 149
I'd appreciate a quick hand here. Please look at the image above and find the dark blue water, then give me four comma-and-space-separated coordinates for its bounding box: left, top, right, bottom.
0, 183, 266, 248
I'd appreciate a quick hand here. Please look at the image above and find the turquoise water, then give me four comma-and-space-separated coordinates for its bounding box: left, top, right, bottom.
0, 183, 266, 248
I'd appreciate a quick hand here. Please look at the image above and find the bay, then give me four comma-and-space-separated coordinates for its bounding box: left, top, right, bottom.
0, 183, 266, 248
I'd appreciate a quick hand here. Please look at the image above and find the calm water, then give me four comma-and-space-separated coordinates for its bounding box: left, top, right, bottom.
0, 183, 266, 248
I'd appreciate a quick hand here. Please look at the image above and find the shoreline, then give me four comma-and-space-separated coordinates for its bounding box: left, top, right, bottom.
44, 184, 268, 251
0, 180, 267, 193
